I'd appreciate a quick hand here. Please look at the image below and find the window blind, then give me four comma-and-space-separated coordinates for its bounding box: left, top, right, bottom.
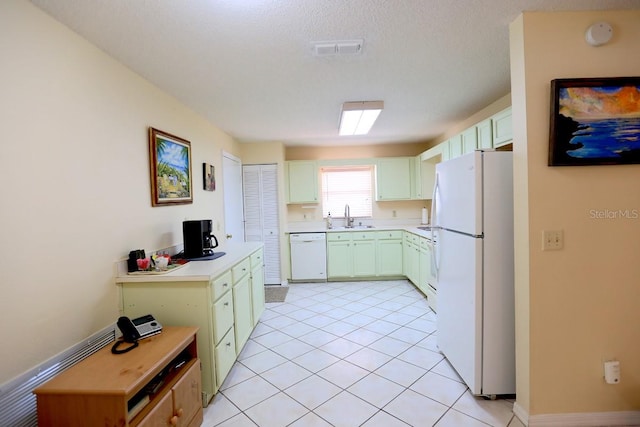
320, 166, 373, 218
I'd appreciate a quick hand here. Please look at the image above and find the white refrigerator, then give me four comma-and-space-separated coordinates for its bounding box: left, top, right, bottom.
431, 150, 515, 396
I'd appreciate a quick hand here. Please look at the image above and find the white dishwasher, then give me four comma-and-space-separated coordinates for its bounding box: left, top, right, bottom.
289, 233, 327, 281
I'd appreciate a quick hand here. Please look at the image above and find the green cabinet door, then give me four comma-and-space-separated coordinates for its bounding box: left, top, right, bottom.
286, 160, 318, 203
352, 239, 376, 277
461, 126, 478, 154
250, 264, 265, 325
492, 107, 513, 147
418, 245, 430, 293
327, 240, 352, 278
377, 239, 403, 276
376, 158, 411, 201
477, 118, 493, 150
233, 276, 253, 354
449, 134, 463, 159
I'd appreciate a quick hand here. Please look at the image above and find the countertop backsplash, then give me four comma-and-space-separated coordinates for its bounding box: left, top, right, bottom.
287, 217, 423, 233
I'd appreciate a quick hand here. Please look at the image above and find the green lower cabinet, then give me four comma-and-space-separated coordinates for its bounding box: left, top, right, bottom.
328, 231, 405, 279
250, 264, 265, 326
403, 232, 420, 285
233, 276, 253, 354
418, 245, 430, 292
352, 240, 376, 277
402, 232, 435, 296
327, 239, 352, 278
215, 328, 236, 388
377, 232, 403, 276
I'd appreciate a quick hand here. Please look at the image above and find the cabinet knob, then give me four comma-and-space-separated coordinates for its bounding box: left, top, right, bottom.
177, 408, 184, 417
224, 302, 229, 306
223, 282, 229, 287
170, 415, 178, 426
226, 234, 233, 239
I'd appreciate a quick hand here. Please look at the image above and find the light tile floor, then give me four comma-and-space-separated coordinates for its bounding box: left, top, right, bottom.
202, 280, 525, 427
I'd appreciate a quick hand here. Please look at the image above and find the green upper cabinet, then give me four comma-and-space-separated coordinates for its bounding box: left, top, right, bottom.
477, 118, 493, 150
410, 156, 424, 200
491, 106, 513, 147
440, 140, 451, 162
448, 134, 463, 159
461, 126, 478, 154
376, 157, 412, 201
286, 160, 318, 204
419, 144, 445, 200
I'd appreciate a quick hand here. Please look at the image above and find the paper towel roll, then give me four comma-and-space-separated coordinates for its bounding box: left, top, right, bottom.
421, 208, 429, 224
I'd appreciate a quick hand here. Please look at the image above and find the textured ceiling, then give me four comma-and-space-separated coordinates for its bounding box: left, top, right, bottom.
30, 0, 640, 147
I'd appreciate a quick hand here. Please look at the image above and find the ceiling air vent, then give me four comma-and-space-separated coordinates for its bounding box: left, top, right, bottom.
312, 39, 363, 57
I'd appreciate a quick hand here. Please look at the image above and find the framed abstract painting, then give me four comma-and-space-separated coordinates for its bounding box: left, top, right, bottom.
549, 77, 640, 166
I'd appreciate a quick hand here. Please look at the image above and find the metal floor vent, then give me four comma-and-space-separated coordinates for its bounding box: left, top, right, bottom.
0, 325, 115, 427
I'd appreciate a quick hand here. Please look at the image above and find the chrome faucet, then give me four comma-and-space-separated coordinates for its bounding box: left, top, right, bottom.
344, 204, 354, 228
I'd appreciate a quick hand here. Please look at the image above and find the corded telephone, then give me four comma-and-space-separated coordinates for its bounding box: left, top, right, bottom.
111, 314, 162, 354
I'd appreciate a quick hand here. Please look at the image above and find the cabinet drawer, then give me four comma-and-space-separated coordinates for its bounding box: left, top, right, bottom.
212, 291, 234, 344
211, 270, 232, 301
215, 327, 237, 388
351, 232, 375, 241
420, 237, 433, 249
327, 232, 351, 241
232, 258, 251, 283
404, 232, 418, 244
377, 230, 402, 240
250, 250, 264, 268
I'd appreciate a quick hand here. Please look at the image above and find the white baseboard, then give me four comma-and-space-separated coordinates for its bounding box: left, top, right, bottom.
513, 403, 640, 427
513, 402, 529, 425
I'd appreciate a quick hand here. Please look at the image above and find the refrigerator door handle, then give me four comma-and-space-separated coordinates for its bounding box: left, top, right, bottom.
431, 172, 439, 279
430, 172, 438, 228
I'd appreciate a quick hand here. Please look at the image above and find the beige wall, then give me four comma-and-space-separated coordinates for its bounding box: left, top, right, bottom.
511, 11, 640, 417
0, 1, 241, 383
286, 142, 429, 160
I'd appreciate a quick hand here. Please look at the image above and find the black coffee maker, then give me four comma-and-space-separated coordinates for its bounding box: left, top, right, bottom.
183, 220, 219, 259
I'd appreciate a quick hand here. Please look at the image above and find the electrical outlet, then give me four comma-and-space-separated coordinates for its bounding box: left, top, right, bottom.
542, 230, 563, 251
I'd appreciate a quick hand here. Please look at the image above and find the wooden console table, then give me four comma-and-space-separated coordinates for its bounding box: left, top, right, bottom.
34, 326, 202, 427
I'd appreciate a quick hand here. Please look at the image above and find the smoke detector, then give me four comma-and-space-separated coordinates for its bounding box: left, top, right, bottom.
312, 39, 363, 56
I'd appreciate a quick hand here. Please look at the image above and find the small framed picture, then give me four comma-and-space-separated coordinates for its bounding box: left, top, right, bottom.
203, 163, 215, 191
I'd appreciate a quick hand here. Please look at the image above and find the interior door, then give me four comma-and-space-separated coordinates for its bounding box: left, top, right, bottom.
222, 152, 244, 243
243, 164, 281, 284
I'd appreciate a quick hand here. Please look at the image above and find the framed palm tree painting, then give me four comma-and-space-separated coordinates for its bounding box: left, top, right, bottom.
549, 77, 640, 166
148, 127, 193, 206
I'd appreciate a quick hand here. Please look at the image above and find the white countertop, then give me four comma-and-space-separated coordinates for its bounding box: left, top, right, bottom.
115, 241, 263, 283
288, 224, 435, 240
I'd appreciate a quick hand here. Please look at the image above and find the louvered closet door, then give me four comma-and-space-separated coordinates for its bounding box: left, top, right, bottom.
242, 164, 281, 284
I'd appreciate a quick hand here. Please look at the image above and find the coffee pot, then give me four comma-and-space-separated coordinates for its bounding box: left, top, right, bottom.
183, 220, 219, 259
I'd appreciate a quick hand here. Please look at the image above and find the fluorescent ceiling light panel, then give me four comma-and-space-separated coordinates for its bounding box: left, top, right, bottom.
339, 101, 384, 136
